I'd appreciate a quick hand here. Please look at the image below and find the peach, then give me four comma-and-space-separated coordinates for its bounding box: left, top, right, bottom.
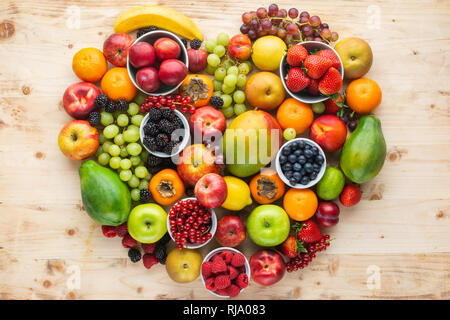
62, 82, 101, 120
228, 34, 252, 61
309, 115, 347, 152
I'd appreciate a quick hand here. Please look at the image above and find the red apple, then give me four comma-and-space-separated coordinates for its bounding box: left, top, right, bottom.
309, 114, 347, 152
63, 82, 101, 120
159, 59, 187, 86
136, 67, 160, 93
189, 106, 226, 143
250, 250, 285, 286
154, 37, 181, 61
194, 173, 227, 209
129, 42, 156, 68
103, 33, 134, 67
215, 215, 245, 247
177, 144, 221, 186
187, 49, 207, 73
315, 201, 340, 228
58, 120, 99, 160
228, 34, 252, 61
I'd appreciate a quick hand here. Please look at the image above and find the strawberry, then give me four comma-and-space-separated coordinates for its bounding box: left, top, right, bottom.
340, 184, 362, 207
293, 220, 323, 243
287, 44, 308, 66
304, 55, 333, 79
317, 49, 341, 69
319, 67, 342, 95
279, 235, 300, 258
286, 67, 310, 93
307, 79, 320, 96
324, 93, 344, 114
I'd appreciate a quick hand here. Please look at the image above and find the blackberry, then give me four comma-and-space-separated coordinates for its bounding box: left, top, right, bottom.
128, 248, 141, 263
147, 154, 163, 167
156, 133, 169, 150
95, 94, 109, 109
136, 26, 158, 38
181, 38, 188, 48
116, 99, 129, 112
190, 38, 202, 50
143, 122, 159, 136
160, 108, 174, 120
105, 100, 115, 113
143, 136, 157, 151
172, 116, 184, 129
148, 107, 162, 122
88, 112, 101, 127
140, 189, 151, 202
159, 233, 171, 246
158, 119, 175, 134
154, 244, 167, 265
163, 141, 178, 155
210, 96, 224, 109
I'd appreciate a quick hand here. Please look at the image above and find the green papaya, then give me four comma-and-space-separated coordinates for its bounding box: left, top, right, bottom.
340, 115, 386, 183
79, 160, 131, 226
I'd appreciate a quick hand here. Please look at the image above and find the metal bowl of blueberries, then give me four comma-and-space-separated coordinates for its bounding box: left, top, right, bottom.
275, 138, 326, 189
139, 108, 190, 158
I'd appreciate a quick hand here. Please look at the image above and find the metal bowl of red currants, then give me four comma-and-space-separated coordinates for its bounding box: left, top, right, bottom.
127, 30, 189, 96
167, 197, 217, 249
275, 137, 327, 189
279, 41, 344, 104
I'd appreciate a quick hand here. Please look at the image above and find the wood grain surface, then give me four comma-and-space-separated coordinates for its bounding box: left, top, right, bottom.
0, 0, 449, 300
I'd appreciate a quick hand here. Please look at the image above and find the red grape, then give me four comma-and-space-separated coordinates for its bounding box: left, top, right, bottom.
250, 19, 259, 30
299, 16, 309, 23
279, 8, 287, 17
321, 23, 329, 29
301, 25, 312, 37
320, 28, 332, 40
248, 29, 257, 39
256, 7, 267, 18
277, 28, 287, 39
269, 25, 278, 35
240, 24, 250, 34
309, 15, 321, 27
242, 12, 252, 24
288, 8, 299, 19
268, 4, 279, 17
331, 31, 339, 42
286, 22, 299, 35
300, 11, 310, 18
313, 37, 322, 42
261, 19, 272, 30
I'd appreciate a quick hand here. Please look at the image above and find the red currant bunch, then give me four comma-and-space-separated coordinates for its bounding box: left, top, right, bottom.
168, 199, 213, 250
286, 234, 332, 272
140, 94, 196, 115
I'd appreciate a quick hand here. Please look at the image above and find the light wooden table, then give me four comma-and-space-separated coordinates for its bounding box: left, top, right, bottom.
0, 0, 449, 300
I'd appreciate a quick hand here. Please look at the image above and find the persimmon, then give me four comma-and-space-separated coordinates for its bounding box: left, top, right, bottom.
149, 169, 185, 206
250, 169, 285, 204
180, 74, 213, 107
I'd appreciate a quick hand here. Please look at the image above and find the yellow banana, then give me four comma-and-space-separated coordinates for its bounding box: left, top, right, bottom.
114, 5, 203, 40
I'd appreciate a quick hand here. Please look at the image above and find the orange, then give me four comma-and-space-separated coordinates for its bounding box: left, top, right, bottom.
276, 98, 314, 134
283, 188, 318, 221
346, 78, 382, 114
101, 67, 137, 102
72, 48, 107, 82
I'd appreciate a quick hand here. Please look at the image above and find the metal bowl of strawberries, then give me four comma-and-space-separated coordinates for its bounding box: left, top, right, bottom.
201, 247, 251, 298
280, 41, 344, 104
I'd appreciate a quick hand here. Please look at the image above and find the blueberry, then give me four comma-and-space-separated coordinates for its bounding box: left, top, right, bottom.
285, 171, 294, 179
282, 148, 290, 156
293, 162, 302, 171
291, 141, 299, 150
300, 176, 310, 185
289, 178, 297, 186
304, 143, 311, 150
293, 171, 302, 181
310, 172, 318, 180
304, 162, 314, 173
304, 149, 313, 158
300, 168, 307, 176
298, 140, 305, 149
311, 146, 318, 155
279, 155, 287, 164
298, 155, 306, 164
315, 155, 324, 164
313, 163, 321, 172
288, 154, 297, 163
282, 163, 292, 171
294, 149, 302, 156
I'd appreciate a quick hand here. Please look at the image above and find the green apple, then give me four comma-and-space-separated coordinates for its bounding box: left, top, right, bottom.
247, 204, 290, 247
127, 203, 167, 243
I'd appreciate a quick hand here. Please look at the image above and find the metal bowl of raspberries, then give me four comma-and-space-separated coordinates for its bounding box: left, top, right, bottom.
139, 107, 190, 158
275, 137, 327, 189
201, 247, 251, 298
279, 41, 344, 104
166, 197, 217, 250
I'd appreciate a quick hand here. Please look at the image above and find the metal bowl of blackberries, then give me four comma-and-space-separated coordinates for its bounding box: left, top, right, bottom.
140, 108, 190, 158
275, 138, 326, 189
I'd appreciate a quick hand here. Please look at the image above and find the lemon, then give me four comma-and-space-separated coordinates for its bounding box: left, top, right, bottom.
251, 36, 287, 71
221, 176, 253, 211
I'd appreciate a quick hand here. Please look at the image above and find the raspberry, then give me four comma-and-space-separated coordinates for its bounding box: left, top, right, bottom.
115, 222, 128, 237
141, 242, 156, 254
202, 261, 213, 279
215, 288, 229, 296
221, 251, 233, 264
142, 253, 158, 269
101, 225, 116, 238
228, 265, 239, 280
214, 274, 231, 290
236, 273, 248, 289
122, 233, 137, 248
128, 248, 141, 263
231, 253, 246, 267
205, 277, 216, 291
211, 255, 227, 274
226, 284, 241, 298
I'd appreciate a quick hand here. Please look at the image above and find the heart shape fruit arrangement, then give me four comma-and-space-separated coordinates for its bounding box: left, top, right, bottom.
58, 4, 386, 298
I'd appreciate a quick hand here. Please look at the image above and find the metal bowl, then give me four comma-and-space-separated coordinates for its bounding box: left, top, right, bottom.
127, 30, 188, 96
279, 41, 344, 104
